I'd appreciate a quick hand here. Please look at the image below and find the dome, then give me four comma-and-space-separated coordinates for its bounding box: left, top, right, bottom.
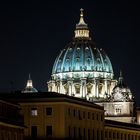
52, 9, 113, 80
48, 9, 116, 100
52, 40, 113, 79
111, 71, 133, 101
22, 74, 38, 93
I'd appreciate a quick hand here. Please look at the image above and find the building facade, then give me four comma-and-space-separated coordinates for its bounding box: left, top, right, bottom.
1, 92, 104, 140
0, 99, 24, 140
0, 92, 140, 140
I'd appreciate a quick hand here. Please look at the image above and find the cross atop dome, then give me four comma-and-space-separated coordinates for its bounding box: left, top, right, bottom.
77, 8, 87, 25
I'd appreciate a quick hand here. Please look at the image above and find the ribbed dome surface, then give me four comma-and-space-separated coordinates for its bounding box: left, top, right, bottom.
52, 39, 113, 78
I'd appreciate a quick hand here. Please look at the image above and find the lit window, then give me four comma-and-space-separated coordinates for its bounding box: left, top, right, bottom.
31, 108, 37, 116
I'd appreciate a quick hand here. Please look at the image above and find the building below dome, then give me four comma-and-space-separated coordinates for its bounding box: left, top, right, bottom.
22, 74, 38, 93
47, 9, 136, 124
97, 72, 135, 123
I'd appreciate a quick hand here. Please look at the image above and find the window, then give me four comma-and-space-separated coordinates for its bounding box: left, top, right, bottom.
83, 128, 86, 139
93, 129, 94, 139
96, 114, 98, 120
78, 110, 81, 120
73, 109, 76, 117
74, 127, 76, 138
31, 108, 37, 116
78, 128, 81, 138
46, 107, 52, 115
116, 108, 121, 114
83, 111, 85, 119
75, 84, 80, 94
105, 131, 107, 138
88, 112, 90, 119
124, 134, 127, 139
68, 108, 70, 116
121, 133, 123, 139
109, 131, 111, 138
101, 114, 103, 121
31, 126, 37, 139
13, 133, 17, 140
128, 134, 130, 140
113, 132, 115, 139
88, 129, 90, 140
101, 130, 103, 139
68, 126, 71, 137
92, 113, 94, 120
117, 132, 119, 139
46, 126, 52, 137
97, 130, 99, 139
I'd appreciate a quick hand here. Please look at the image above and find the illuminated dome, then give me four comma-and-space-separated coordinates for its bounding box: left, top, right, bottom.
52, 9, 113, 80
22, 74, 38, 93
48, 9, 116, 100
52, 40, 113, 79
111, 71, 133, 102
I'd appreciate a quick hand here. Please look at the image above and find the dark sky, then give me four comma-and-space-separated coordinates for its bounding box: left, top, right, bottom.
0, 1, 140, 105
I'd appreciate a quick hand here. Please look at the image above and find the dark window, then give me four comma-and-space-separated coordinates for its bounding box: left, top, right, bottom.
121, 133, 123, 139
117, 132, 119, 139
101, 130, 103, 139
135, 135, 137, 140
78, 110, 81, 120
88, 129, 90, 140
113, 132, 115, 138
83, 111, 85, 119
128, 134, 130, 140
124, 134, 127, 139
68, 108, 70, 116
92, 113, 94, 120
46, 126, 52, 137
105, 131, 107, 138
31, 126, 37, 139
109, 131, 111, 138
132, 135, 134, 140
101, 114, 103, 121
88, 112, 90, 119
68, 126, 70, 137
96, 114, 98, 120
74, 127, 76, 138
46, 108, 52, 115
78, 128, 81, 138
83, 128, 86, 139
73, 109, 76, 117
97, 130, 99, 139
93, 129, 94, 139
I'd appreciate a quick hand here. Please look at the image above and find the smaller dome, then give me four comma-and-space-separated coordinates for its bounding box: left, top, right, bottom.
111, 71, 133, 102
22, 74, 38, 93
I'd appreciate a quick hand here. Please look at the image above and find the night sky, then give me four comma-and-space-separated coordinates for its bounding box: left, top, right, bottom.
0, 1, 140, 105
